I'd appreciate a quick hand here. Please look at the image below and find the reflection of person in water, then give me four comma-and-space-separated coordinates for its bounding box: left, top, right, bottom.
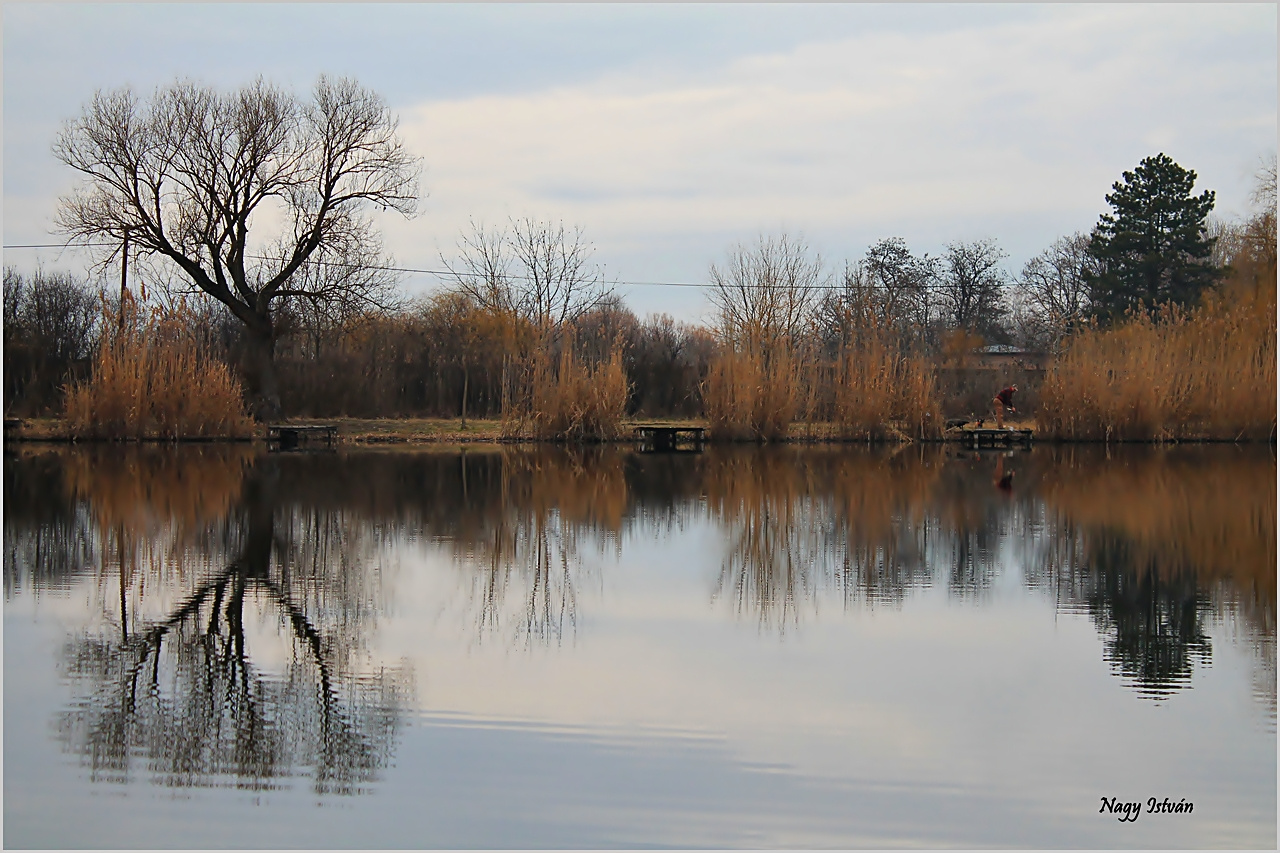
993, 454, 1014, 493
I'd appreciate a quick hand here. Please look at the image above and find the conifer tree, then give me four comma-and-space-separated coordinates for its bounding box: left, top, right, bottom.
1085, 153, 1219, 320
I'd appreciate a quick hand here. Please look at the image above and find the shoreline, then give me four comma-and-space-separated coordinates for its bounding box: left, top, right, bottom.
4, 416, 1274, 446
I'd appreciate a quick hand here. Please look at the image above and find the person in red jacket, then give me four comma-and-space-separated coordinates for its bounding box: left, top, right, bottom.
993, 384, 1017, 429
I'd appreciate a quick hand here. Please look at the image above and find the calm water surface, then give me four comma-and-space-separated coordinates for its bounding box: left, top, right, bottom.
4, 443, 1275, 848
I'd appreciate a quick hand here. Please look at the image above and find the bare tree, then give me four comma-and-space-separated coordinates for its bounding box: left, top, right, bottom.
708, 233, 826, 357
510, 217, 611, 332
818, 239, 941, 352
443, 217, 611, 337
441, 218, 518, 319
277, 237, 403, 361
1208, 155, 1278, 305
939, 238, 1010, 341
1241, 153, 1277, 281
863, 237, 941, 333
3, 267, 101, 414
53, 76, 420, 418
1017, 232, 1098, 348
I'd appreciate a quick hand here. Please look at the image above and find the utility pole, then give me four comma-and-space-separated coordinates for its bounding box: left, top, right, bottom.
118, 228, 130, 333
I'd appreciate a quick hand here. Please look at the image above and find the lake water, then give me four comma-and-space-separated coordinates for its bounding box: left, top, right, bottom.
3, 442, 1275, 848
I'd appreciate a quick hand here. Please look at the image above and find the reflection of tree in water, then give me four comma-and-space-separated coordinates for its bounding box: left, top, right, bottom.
47, 455, 411, 794
451, 448, 625, 647
17, 442, 1273, 726
1034, 446, 1275, 710
706, 446, 939, 631
1076, 536, 1212, 698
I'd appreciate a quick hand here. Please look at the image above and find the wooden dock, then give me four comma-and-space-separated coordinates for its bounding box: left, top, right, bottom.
950, 427, 1033, 448
267, 424, 338, 450
633, 425, 706, 452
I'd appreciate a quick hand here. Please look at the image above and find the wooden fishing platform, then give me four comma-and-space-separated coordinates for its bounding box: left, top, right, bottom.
267, 423, 338, 450
950, 427, 1034, 448
633, 425, 706, 453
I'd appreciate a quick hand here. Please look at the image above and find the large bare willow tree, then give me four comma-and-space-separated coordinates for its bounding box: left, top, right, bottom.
53, 75, 421, 418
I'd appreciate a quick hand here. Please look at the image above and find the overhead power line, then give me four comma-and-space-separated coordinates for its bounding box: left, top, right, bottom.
5, 241, 874, 292
3, 241, 712, 289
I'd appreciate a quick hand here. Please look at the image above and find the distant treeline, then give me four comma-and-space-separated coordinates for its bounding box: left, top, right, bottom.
4, 160, 1275, 441
18, 72, 1274, 442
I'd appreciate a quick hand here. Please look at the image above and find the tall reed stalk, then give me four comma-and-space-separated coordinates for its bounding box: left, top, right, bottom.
502, 329, 630, 441
830, 328, 941, 440
64, 295, 253, 439
703, 346, 797, 441
1037, 296, 1276, 441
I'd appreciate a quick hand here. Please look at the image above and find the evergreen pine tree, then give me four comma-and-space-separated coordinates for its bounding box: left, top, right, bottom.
1085, 153, 1219, 321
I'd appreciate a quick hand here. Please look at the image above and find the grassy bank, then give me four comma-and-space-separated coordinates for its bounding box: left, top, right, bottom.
8, 414, 1050, 444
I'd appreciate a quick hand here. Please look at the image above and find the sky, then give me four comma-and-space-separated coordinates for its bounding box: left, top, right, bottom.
3, 3, 1276, 324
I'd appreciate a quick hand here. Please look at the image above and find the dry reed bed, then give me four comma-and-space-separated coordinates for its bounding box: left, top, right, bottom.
704, 333, 942, 443
502, 332, 630, 441
703, 348, 798, 441
64, 297, 253, 440
1037, 297, 1276, 441
828, 333, 941, 441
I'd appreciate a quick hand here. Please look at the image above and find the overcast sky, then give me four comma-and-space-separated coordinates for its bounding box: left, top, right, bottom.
4, 3, 1276, 323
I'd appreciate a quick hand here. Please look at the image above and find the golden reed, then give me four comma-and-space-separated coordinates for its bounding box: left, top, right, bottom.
1037, 295, 1276, 441
704, 323, 942, 443
503, 329, 630, 441
64, 295, 253, 439
703, 347, 798, 442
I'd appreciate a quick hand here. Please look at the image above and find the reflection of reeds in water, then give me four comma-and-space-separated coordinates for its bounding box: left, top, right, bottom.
58, 446, 259, 622
63, 445, 257, 536
1036, 447, 1276, 710
1038, 448, 1275, 601
703, 446, 942, 629
704, 448, 816, 628
452, 448, 628, 645
824, 447, 941, 601
4, 448, 97, 594
501, 447, 630, 533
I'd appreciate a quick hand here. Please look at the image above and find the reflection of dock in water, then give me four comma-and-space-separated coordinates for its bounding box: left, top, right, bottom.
632, 425, 706, 453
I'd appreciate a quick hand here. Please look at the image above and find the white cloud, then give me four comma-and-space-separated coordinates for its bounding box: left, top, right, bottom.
6, 4, 1273, 319
401, 3, 1273, 268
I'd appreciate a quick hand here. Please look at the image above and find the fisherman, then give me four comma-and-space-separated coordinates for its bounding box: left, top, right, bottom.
993, 383, 1017, 429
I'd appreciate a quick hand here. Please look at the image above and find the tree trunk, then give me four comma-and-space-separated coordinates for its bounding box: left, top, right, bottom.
246, 325, 282, 422
461, 361, 469, 429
